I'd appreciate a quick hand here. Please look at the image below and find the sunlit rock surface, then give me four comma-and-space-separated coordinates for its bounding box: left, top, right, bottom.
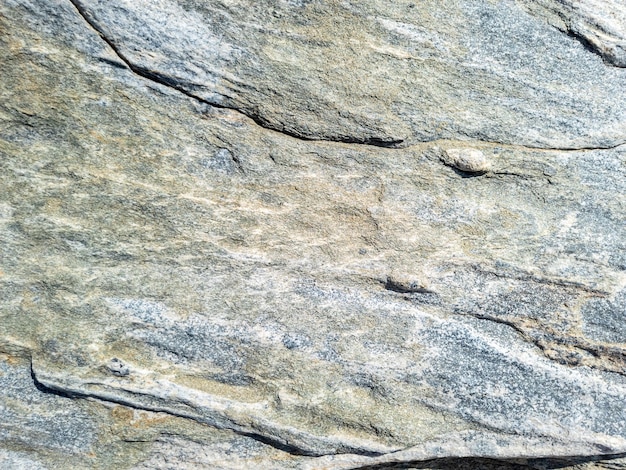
1, 1, 626, 468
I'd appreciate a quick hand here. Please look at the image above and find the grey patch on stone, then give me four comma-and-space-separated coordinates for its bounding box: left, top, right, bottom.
0, 359, 95, 454
107, 299, 257, 384
582, 290, 626, 344
0, 450, 48, 470
282, 333, 312, 351
130, 318, 248, 371
576, 151, 626, 192
542, 165, 557, 177
417, 315, 626, 441
208, 148, 244, 174
0, 203, 13, 222
108, 298, 169, 324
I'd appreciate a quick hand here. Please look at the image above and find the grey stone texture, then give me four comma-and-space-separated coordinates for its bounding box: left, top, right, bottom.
1, 0, 626, 468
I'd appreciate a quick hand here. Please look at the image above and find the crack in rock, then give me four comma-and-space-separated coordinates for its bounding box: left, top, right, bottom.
67, 0, 626, 153
30, 361, 397, 458
343, 453, 626, 470
66, 0, 404, 149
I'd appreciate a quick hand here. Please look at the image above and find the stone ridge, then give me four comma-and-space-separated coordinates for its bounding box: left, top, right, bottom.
67, 0, 626, 153
67, 0, 626, 149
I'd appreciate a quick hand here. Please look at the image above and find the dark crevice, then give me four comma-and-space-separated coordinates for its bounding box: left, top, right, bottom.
480, 139, 626, 152
455, 130, 626, 153
446, 165, 488, 178
29, 364, 383, 458
541, 141, 626, 151
30, 363, 77, 399
382, 277, 434, 295
566, 29, 604, 60
468, 264, 608, 296
565, 28, 626, 69
491, 171, 533, 179
354, 137, 405, 148
97, 56, 126, 70
346, 454, 626, 470
31, 366, 318, 456
67, 0, 626, 153
237, 432, 324, 457
460, 312, 529, 337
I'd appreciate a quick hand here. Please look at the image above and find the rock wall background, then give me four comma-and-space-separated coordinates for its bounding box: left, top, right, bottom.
1, 0, 626, 468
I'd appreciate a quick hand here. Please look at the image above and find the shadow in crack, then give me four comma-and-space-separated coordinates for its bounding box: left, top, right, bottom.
354, 454, 626, 470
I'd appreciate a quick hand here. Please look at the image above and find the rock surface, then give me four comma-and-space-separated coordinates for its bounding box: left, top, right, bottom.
1, 0, 626, 468
519, 0, 626, 67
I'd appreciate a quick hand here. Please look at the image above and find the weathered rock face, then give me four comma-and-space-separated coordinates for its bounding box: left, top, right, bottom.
520, 0, 626, 68
1, 0, 626, 469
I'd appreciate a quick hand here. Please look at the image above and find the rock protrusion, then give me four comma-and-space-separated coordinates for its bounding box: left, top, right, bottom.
106, 358, 130, 377
441, 148, 491, 174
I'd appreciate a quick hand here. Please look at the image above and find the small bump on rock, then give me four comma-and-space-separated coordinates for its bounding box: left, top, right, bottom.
442, 148, 490, 174
107, 358, 130, 377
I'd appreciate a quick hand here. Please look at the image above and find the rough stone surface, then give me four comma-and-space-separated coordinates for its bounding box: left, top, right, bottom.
519, 0, 626, 67
1, 0, 626, 469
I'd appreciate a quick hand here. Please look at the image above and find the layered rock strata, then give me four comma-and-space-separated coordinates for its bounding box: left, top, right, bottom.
1, 0, 626, 468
